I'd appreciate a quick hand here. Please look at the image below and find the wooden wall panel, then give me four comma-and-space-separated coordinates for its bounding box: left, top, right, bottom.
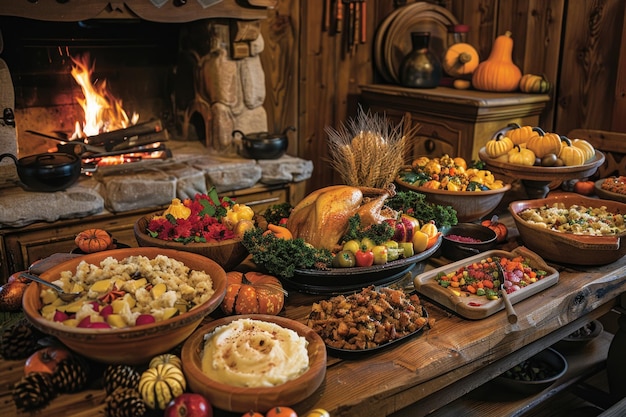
260, 0, 625, 194
555, 0, 624, 134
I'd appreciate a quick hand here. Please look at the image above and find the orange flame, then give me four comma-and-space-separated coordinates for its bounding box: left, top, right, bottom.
70, 55, 139, 139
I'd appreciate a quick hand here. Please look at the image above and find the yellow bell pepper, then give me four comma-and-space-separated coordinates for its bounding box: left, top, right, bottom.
223, 203, 255, 229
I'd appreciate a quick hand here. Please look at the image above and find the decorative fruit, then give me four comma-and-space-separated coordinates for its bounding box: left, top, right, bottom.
74, 228, 113, 253
392, 214, 420, 242
573, 180, 595, 196
559, 136, 586, 166
149, 353, 183, 370
472, 31, 522, 92
481, 215, 508, 243
507, 145, 536, 166
164, 393, 213, 417
355, 248, 374, 267
412, 230, 430, 253
24, 346, 72, 375
139, 363, 187, 410
266, 406, 298, 417
0, 280, 28, 311
242, 412, 264, 417
305, 409, 330, 417
221, 271, 285, 315
505, 124, 535, 146
332, 250, 356, 268
571, 138, 596, 162
442, 42, 480, 77
519, 73, 552, 93
526, 128, 562, 159
485, 133, 514, 158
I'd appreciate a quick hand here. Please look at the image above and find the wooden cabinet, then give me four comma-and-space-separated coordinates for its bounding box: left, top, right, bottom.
359, 84, 551, 163
0, 182, 303, 280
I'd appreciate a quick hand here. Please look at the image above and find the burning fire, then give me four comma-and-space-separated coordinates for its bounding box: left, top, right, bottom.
70, 55, 139, 139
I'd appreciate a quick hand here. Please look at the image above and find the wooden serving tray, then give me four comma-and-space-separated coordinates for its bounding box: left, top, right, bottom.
414, 247, 559, 320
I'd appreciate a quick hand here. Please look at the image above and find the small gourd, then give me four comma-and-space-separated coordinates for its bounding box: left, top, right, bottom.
138, 363, 186, 410
559, 136, 586, 166
74, 229, 113, 253
442, 43, 480, 77
526, 128, 562, 158
485, 133, 514, 158
472, 31, 522, 92
148, 354, 182, 370
162, 198, 191, 220
221, 271, 286, 315
481, 215, 508, 243
507, 145, 536, 166
519, 73, 552, 93
505, 123, 535, 146
571, 138, 596, 162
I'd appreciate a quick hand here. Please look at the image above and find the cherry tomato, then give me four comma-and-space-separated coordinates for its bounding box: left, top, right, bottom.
266, 406, 298, 417
354, 249, 374, 267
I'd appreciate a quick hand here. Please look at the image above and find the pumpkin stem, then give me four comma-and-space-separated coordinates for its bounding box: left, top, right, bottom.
490, 214, 500, 225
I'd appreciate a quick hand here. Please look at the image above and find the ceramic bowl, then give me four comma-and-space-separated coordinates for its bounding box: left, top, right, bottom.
396, 176, 511, 222
508, 193, 626, 265
22, 247, 227, 365
441, 223, 498, 261
495, 348, 568, 396
134, 213, 249, 271
181, 314, 327, 413
554, 320, 604, 352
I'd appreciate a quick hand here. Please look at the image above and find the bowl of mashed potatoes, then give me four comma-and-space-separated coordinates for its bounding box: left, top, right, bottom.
509, 193, 626, 265
181, 315, 327, 413
22, 247, 228, 365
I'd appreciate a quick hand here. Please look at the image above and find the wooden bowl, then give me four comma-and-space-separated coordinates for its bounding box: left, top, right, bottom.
396, 176, 511, 222
181, 314, 327, 413
22, 247, 227, 365
134, 213, 249, 271
509, 193, 626, 265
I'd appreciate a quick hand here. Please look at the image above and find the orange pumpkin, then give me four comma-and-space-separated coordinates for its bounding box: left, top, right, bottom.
472, 31, 522, 92
221, 271, 285, 315
75, 228, 114, 253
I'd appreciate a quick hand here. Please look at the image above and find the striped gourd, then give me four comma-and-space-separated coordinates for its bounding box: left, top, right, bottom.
138, 363, 186, 410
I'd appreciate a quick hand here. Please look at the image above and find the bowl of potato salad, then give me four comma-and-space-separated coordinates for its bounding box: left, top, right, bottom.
22, 247, 227, 365
509, 193, 626, 265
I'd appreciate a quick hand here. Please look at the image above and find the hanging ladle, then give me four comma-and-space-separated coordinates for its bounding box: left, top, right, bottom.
20, 272, 84, 302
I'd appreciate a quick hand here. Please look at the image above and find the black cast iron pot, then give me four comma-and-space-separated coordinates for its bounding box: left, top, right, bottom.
232, 126, 295, 159
0, 152, 81, 192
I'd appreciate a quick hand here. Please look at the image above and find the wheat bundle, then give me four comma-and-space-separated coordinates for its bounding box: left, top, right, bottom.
326, 108, 413, 188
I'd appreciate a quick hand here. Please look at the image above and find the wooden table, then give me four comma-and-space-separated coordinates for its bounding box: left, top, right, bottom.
1, 226, 625, 417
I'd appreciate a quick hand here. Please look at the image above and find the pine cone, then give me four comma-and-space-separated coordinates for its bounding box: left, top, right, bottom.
104, 387, 146, 417
103, 364, 141, 395
12, 371, 57, 411
0, 318, 42, 360
52, 355, 90, 393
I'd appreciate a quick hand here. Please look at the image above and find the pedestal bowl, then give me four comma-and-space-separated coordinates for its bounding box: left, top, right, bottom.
22, 247, 227, 365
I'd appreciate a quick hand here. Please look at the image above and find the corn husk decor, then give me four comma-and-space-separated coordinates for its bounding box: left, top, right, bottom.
325, 107, 413, 188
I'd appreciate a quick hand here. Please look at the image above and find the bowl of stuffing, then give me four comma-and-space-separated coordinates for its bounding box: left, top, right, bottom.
133, 192, 252, 271
22, 247, 228, 365
509, 193, 626, 265
441, 223, 498, 261
494, 348, 568, 396
181, 314, 327, 413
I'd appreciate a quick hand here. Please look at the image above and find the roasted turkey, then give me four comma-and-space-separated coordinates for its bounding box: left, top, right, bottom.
286, 185, 397, 251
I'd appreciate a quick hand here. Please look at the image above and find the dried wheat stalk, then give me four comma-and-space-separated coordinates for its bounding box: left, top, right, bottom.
325, 107, 416, 189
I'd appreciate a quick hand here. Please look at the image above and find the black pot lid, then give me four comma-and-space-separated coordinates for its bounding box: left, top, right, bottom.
19, 152, 78, 168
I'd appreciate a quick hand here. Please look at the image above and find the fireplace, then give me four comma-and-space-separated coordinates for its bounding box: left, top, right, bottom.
0, 1, 275, 160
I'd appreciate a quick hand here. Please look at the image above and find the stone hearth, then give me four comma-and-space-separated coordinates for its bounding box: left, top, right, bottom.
0, 140, 312, 228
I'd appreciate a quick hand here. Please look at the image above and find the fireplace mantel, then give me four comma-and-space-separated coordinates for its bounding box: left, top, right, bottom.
0, 0, 275, 23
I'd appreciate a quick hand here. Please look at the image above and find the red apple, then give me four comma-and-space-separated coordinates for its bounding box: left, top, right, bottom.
24, 346, 71, 375
164, 393, 212, 417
